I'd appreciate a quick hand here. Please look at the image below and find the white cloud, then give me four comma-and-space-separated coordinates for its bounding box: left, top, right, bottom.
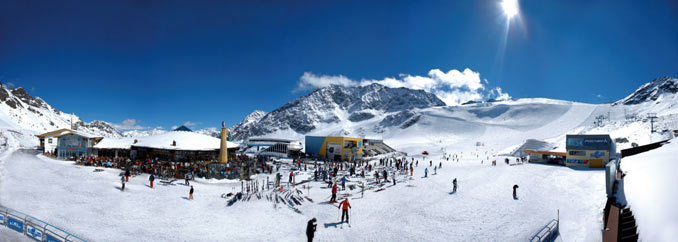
112, 119, 148, 130
295, 68, 510, 105
294, 72, 357, 92
182, 121, 199, 127
490, 87, 511, 101
171, 125, 178, 130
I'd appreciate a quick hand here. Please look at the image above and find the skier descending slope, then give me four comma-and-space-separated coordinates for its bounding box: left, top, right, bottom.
339, 198, 351, 225
120, 175, 126, 191
306, 218, 317, 242
424, 168, 428, 178
452, 178, 457, 193
189, 185, 194, 200
513, 184, 519, 199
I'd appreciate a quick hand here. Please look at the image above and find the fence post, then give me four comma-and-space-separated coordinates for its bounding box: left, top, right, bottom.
557, 209, 560, 234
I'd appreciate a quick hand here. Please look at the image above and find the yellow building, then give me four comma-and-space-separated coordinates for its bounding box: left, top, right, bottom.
565, 134, 616, 168
305, 136, 364, 161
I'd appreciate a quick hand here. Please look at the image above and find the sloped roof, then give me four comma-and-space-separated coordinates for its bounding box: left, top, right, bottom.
37, 128, 102, 139
130, 131, 239, 151
173, 125, 193, 132
94, 137, 137, 149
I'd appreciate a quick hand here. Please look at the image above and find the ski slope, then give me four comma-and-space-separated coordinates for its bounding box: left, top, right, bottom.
0, 149, 605, 241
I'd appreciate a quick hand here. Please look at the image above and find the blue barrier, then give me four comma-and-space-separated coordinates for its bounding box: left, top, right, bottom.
7, 216, 23, 232
0, 204, 88, 242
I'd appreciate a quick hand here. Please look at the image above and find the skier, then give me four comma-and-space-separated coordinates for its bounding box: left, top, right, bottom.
430, 160, 432, 167
189, 185, 194, 200
185, 173, 190, 186
330, 183, 338, 203
383, 170, 388, 182
434, 166, 437, 175
416, 160, 418, 167
513, 184, 519, 199
306, 218, 317, 242
424, 168, 428, 178
341, 176, 346, 191
339, 198, 351, 223
410, 167, 413, 176
439, 162, 442, 169
125, 169, 130, 182
374, 171, 380, 184
149, 174, 155, 188
452, 178, 457, 193
289, 171, 294, 185
120, 175, 126, 191
392, 176, 396, 186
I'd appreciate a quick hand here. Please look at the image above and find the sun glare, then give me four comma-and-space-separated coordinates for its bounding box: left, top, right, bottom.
501, 0, 519, 19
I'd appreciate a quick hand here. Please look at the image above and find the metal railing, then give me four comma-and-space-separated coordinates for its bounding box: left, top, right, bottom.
0, 204, 87, 242
529, 210, 560, 242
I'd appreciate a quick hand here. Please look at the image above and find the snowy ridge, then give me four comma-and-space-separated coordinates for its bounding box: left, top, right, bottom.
615, 76, 678, 105
0, 83, 121, 138
229, 83, 445, 141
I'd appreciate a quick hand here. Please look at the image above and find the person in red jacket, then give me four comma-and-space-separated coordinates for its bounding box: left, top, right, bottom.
330, 183, 338, 203
339, 198, 351, 223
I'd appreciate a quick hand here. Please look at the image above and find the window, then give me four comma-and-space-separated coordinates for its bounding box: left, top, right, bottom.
568, 150, 585, 156
48, 138, 53, 144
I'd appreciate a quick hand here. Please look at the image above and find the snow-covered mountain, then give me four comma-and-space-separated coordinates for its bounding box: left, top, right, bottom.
0, 83, 122, 140
122, 128, 167, 137
229, 83, 445, 141
229, 77, 677, 155
615, 76, 678, 105
229, 110, 267, 140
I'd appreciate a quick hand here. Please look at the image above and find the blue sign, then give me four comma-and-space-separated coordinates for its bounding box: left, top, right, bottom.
8, 216, 23, 233
45, 234, 64, 242
358, 141, 362, 148
590, 151, 605, 158
26, 224, 43, 241
46, 234, 64, 242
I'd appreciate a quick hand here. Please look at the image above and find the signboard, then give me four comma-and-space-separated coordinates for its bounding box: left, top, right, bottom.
583, 138, 609, 146
7, 216, 24, 233
26, 223, 44, 241
46, 233, 65, 242
0, 213, 5, 225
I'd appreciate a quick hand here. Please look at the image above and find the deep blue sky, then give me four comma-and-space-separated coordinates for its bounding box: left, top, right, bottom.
1, 0, 676, 130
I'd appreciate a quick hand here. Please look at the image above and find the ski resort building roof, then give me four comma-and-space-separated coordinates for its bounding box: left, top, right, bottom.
129, 131, 239, 151
93, 137, 138, 150
37, 128, 102, 139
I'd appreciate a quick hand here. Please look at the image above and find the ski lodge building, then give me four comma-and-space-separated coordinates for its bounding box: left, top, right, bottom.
565, 134, 617, 168
243, 138, 302, 158
304, 136, 397, 161
37, 128, 103, 159
93, 131, 240, 162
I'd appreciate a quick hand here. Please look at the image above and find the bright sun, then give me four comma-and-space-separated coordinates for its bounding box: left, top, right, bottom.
501, 0, 519, 19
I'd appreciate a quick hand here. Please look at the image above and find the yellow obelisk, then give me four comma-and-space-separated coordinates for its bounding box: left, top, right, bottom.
218, 121, 228, 163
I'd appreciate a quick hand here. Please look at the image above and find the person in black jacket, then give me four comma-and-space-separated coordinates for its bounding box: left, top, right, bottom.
306, 218, 317, 242
125, 169, 131, 182
513, 184, 519, 199
149, 174, 155, 188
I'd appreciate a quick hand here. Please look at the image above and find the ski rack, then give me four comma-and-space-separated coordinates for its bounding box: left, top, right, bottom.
0, 204, 88, 242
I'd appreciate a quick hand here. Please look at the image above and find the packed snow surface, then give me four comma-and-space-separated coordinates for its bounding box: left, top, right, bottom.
622, 140, 678, 242
0, 150, 605, 241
